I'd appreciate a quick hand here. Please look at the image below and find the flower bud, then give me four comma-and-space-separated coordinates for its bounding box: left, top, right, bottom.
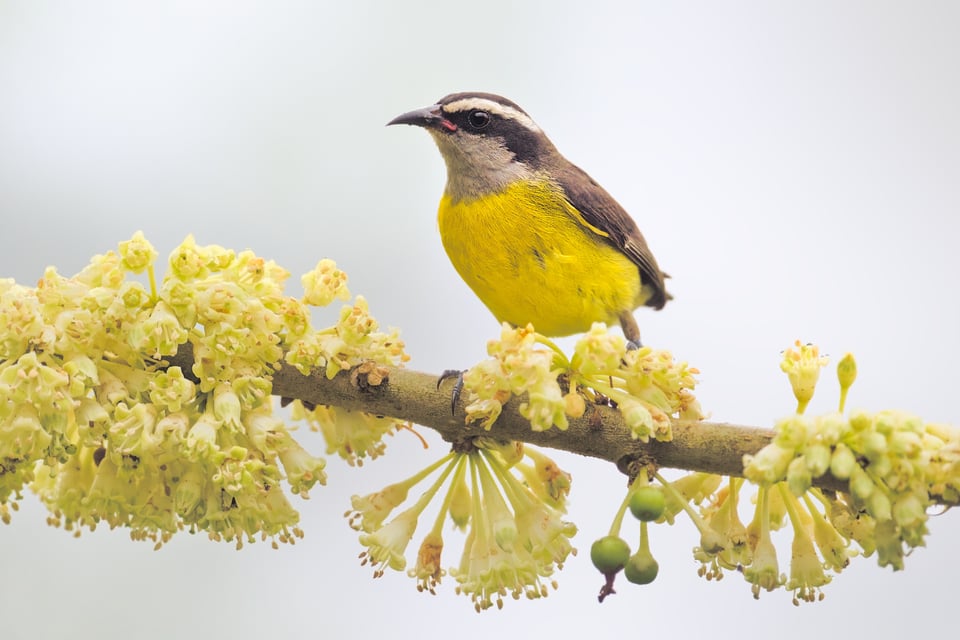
803, 443, 831, 477
829, 443, 857, 479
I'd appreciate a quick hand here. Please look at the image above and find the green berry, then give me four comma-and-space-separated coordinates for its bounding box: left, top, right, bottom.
590, 536, 631, 574
629, 486, 665, 521
624, 552, 659, 585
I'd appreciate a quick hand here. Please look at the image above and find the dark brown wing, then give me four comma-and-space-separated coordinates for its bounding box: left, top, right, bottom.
552, 162, 670, 309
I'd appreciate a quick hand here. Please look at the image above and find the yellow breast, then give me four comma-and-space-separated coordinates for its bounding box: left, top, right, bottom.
437, 178, 645, 337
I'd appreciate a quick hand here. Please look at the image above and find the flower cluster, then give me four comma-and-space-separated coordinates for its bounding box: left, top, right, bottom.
0, 233, 408, 547
590, 341, 959, 606
745, 412, 958, 573
7, 231, 957, 611
290, 402, 402, 467
676, 474, 850, 604
347, 439, 576, 611
593, 466, 851, 605
744, 343, 959, 572
462, 322, 702, 440
285, 295, 407, 382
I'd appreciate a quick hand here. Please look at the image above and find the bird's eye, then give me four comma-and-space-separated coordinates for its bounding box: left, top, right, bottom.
467, 110, 491, 129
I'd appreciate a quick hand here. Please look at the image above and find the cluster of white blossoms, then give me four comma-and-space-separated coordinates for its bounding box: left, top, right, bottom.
0, 233, 408, 545
348, 438, 577, 612
743, 343, 959, 578
462, 322, 703, 439
590, 341, 960, 606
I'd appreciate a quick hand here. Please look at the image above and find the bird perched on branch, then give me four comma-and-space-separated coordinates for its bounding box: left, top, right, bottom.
388, 92, 669, 346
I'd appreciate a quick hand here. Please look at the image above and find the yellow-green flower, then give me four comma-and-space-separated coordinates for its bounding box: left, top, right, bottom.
118, 231, 158, 274
409, 530, 445, 594
0, 281, 44, 359
620, 398, 656, 442
0, 404, 52, 464
301, 258, 350, 307
132, 301, 186, 358
780, 341, 829, 414
149, 367, 196, 413
743, 441, 796, 486
570, 322, 626, 375
349, 483, 411, 533
804, 493, 850, 572
360, 505, 421, 576
786, 524, 830, 605
701, 479, 751, 571
277, 439, 327, 496
743, 489, 783, 598
76, 251, 126, 289
167, 234, 210, 281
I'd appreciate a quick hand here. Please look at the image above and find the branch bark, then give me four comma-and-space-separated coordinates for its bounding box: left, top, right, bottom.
170, 345, 777, 481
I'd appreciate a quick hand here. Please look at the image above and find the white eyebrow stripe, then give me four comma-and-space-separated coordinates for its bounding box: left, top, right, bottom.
442, 98, 541, 132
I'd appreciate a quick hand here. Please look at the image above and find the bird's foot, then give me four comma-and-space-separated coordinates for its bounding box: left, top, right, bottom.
437, 369, 465, 416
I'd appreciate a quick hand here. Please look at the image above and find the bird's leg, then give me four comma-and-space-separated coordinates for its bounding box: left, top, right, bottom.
437, 369, 465, 416
619, 312, 643, 350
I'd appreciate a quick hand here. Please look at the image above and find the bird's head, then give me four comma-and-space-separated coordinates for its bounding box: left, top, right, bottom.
388, 92, 557, 200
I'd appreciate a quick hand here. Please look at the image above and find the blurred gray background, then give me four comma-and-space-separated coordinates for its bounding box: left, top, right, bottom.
1, 1, 958, 638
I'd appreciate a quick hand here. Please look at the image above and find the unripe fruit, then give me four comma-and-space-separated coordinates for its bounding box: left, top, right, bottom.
624, 552, 659, 585
629, 486, 666, 522
590, 536, 631, 574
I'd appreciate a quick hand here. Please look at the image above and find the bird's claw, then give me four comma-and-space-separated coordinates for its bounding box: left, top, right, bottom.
438, 369, 465, 416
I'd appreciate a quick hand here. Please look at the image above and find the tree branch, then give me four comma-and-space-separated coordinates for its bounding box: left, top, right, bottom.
165, 345, 960, 507
170, 345, 779, 482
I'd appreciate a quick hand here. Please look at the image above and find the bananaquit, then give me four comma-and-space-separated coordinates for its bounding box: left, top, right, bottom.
388, 92, 669, 345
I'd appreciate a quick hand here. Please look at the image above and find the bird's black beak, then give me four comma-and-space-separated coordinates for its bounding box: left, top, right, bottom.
387, 104, 457, 132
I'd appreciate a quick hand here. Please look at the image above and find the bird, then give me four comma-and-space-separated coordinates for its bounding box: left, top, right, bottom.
388, 92, 669, 346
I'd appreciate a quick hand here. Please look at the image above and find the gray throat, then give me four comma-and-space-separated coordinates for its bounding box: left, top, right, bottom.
429, 131, 532, 202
